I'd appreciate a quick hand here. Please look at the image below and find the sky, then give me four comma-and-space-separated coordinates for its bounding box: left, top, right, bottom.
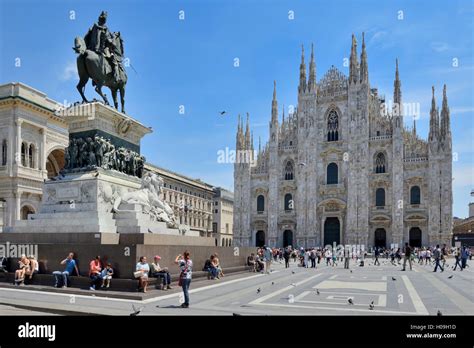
0, 0, 473, 218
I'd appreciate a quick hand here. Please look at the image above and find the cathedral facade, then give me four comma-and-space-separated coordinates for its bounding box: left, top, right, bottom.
233, 34, 453, 249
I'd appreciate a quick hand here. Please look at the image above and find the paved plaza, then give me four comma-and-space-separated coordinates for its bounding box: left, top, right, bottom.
0, 258, 472, 316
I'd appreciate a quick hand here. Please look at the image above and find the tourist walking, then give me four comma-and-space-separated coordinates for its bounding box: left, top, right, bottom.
453, 247, 463, 271
461, 246, 469, 270
263, 245, 272, 274
374, 247, 380, 266
344, 246, 350, 269
283, 247, 290, 268
402, 243, 412, 271
433, 245, 444, 272
175, 251, 192, 308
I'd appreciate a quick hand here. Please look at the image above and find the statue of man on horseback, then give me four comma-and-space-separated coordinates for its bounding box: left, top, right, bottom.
74, 11, 127, 113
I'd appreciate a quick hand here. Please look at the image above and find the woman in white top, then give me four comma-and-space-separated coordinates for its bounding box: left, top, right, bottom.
136, 256, 150, 293
175, 251, 192, 308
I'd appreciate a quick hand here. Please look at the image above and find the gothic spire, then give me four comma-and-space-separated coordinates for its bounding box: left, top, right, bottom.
308, 43, 317, 92
250, 130, 254, 152
236, 114, 242, 150
258, 136, 261, 154
393, 58, 402, 114
359, 33, 368, 83
245, 112, 251, 149
440, 84, 451, 142
413, 117, 417, 136
429, 86, 439, 142
282, 104, 285, 124
349, 34, 359, 84
298, 45, 307, 94
271, 80, 278, 125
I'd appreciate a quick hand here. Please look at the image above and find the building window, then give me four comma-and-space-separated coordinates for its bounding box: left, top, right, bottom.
214, 209, 218, 213
1, 139, 7, 165
21, 142, 27, 166
375, 188, 385, 207
375, 152, 386, 173
410, 186, 421, 205
29, 144, 35, 168
327, 109, 339, 141
257, 195, 265, 212
326, 162, 338, 184
284, 161, 294, 180
284, 193, 293, 211
225, 223, 229, 234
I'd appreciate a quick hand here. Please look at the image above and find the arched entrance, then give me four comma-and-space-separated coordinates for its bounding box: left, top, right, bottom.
20, 205, 35, 220
409, 227, 422, 247
374, 228, 387, 248
46, 149, 65, 178
283, 230, 293, 247
324, 217, 340, 246
255, 230, 265, 247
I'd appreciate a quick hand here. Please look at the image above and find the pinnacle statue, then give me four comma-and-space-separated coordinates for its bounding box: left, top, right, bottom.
73, 11, 128, 113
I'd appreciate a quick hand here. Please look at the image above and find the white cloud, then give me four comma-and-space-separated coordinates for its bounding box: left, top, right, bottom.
451, 106, 474, 115
60, 61, 77, 81
430, 42, 450, 52
453, 165, 474, 188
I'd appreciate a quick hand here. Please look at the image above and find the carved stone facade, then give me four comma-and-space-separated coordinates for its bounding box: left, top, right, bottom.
0, 83, 68, 231
233, 36, 453, 249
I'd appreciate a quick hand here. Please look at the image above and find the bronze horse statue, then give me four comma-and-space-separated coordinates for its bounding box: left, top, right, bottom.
73, 33, 127, 113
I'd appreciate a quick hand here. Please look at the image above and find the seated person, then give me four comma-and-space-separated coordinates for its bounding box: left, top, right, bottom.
89, 256, 102, 291
14, 254, 30, 286
214, 253, 224, 278
202, 258, 213, 279
150, 255, 172, 290
255, 255, 265, 272
209, 255, 219, 279
53, 252, 79, 288
135, 256, 149, 293
247, 253, 257, 272
100, 263, 114, 288
24, 255, 39, 281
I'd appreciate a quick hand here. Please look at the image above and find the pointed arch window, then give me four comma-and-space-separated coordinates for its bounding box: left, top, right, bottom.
326, 162, 338, 184
284, 193, 293, 211
410, 186, 421, 205
375, 153, 386, 173
375, 188, 385, 207
284, 161, 294, 180
327, 110, 339, 142
257, 195, 265, 212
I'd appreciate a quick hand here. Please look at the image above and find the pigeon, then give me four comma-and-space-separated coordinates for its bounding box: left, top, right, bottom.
130, 304, 144, 316
448, 275, 453, 279
233, 313, 242, 316
271, 282, 274, 285
350, 270, 353, 273
369, 303, 374, 310
219, 111, 227, 116
290, 283, 296, 287
392, 277, 396, 281
437, 310, 442, 316
256, 288, 261, 294
316, 289, 320, 295
292, 271, 295, 274
348, 298, 354, 305
147, 228, 153, 233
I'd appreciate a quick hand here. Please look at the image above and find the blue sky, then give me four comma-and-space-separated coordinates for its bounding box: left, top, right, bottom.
1, 0, 473, 217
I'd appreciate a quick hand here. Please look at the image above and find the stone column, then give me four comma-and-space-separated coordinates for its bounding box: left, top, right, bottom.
14, 190, 21, 223
40, 128, 47, 171
15, 119, 22, 168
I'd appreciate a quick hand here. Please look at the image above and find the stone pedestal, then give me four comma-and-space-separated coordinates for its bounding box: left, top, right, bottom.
7, 169, 141, 233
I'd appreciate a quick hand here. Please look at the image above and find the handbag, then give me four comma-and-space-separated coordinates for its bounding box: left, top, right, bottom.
133, 271, 142, 279
178, 260, 189, 286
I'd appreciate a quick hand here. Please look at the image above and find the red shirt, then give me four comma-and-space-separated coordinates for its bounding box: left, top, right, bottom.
89, 260, 101, 276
